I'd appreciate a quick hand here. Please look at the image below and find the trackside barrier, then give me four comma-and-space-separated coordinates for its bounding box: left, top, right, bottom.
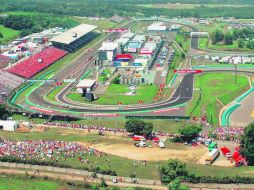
221, 87, 254, 126
80, 68, 93, 80
10, 70, 56, 105
221, 103, 241, 126
169, 73, 178, 87
126, 115, 190, 120
192, 65, 254, 70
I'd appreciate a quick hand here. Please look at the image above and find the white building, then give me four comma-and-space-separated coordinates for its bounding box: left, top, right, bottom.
0, 120, 18, 131
148, 22, 167, 31
76, 79, 96, 93
98, 42, 118, 61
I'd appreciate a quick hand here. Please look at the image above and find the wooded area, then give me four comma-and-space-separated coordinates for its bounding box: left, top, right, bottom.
1, 0, 254, 18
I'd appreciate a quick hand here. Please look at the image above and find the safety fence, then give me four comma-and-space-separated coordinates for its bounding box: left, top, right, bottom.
221, 87, 254, 126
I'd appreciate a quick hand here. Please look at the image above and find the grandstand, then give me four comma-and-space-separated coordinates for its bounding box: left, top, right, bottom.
0, 70, 24, 102
0, 55, 11, 68
7, 47, 67, 78
50, 24, 98, 52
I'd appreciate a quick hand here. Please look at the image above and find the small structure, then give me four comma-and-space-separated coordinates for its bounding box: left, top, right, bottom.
148, 22, 167, 31
76, 79, 96, 94
0, 120, 18, 131
110, 15, 124, 23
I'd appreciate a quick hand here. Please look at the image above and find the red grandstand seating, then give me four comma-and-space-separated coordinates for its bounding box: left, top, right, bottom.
7, 47, 67, 78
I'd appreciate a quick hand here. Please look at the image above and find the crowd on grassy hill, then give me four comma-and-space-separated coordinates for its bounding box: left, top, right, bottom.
200, 127, 244, 142
43, 122, 182, 138
0, 139, 103, 161
43, 122, 243, 142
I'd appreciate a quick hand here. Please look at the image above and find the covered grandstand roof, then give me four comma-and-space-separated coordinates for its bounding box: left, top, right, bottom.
50, 24, 97, 45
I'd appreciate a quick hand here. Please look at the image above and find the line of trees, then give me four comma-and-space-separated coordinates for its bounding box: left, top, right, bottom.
1, 0, 254, 18
211, 28, 254, 49
0, 14, 78, 37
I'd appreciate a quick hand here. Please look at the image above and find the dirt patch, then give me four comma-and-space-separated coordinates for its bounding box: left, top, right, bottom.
197, 151, 235, 167
78, 141, 207, 161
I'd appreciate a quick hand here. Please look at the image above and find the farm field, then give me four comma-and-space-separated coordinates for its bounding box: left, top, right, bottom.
0, 25, 20, 44
67, 84, 158, 105
186, 73, 250, 125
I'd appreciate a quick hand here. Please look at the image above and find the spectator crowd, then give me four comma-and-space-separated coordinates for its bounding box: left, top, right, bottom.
0, 139, 103, 162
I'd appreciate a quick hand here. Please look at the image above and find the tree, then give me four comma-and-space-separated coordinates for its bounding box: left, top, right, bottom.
247, 41, 254, 50
112, 76, 120, 84
0, 104, 10, 120
224, 32, 233, 45
125, 119, 153, 137
168, 179, 190, 190
0, 32, 3, 38
211, 30, 224, 45
238, 39, 245, 48
240, 122, 254, 165
179, 125, 202, 142
160, 159, 188, 183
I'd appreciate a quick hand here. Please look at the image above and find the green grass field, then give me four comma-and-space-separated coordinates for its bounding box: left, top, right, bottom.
12, 114, 192, 134
0, 25, 20, 44
198, 38, 208, 49
175, 33, 190, 53
1, 128, 254, 180
0, 177, 61, 190
67, 84, 158, 105
72, 17, 117, 32
187, 73, 250, 125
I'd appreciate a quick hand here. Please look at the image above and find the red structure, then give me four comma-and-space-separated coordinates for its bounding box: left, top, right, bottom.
7, 47, 67, 78
116, 54, 133, 60
221, 147, 231, 156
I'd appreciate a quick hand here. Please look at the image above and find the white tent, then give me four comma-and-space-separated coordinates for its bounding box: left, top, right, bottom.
0, 120, 18, 131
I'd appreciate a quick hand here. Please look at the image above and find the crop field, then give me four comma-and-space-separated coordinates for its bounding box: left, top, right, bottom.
0, 25, 20, 44
187, 73, 250, 125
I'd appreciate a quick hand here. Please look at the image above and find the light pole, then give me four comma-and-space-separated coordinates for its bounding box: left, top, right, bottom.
235, 63, 237, 84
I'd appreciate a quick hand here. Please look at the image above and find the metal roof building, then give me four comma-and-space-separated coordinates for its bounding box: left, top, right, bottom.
50, 24, 98, 52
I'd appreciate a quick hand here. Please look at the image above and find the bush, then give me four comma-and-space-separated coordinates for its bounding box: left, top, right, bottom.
179, 125, 202, 142
112, 76, 120, 84
160, 160, 188, 183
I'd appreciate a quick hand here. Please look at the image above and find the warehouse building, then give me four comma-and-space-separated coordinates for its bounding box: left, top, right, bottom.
98, 42, 118, 61
50, 24, 98, 52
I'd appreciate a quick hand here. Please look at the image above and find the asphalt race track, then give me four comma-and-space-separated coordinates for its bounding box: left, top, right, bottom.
13, 19, 254, 117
